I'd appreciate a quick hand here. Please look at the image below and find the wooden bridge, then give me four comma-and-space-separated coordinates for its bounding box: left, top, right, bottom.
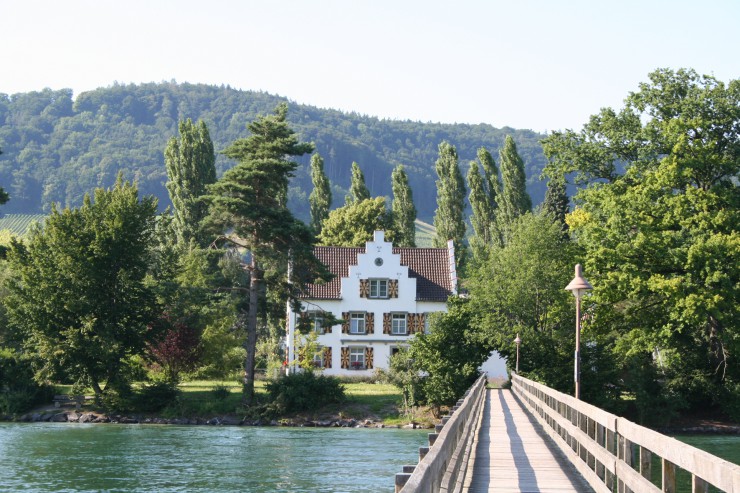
395, 374, 740, 493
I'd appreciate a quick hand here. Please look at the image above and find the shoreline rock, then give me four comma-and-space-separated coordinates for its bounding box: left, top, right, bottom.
7, 410, 433, 429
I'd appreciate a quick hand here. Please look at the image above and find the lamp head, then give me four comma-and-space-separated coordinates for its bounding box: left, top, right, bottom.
514, 333, 521, 346
565, 264, 593, 299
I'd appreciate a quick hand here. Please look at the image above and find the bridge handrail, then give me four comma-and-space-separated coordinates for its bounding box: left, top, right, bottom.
511, 373, 740, 493
396, 374, 487, 493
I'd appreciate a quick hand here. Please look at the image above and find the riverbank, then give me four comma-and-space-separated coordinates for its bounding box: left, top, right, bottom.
7, 407, 433, 428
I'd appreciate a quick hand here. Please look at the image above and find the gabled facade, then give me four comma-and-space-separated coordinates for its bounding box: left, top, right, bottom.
286, 231, 457, 375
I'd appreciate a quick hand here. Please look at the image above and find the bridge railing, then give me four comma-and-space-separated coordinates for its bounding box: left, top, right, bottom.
512, 373, 740, 493
395, 373, 487, 493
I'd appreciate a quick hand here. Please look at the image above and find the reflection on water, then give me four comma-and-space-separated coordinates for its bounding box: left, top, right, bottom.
0, 423, 427, 492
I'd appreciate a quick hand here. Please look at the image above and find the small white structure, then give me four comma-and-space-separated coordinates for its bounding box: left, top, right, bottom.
286, 231, 457, 375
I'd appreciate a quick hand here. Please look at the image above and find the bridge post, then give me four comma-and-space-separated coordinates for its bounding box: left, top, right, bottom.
395, 473, 411, 493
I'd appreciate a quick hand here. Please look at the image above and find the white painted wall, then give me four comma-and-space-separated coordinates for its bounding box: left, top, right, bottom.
288, 231, 448, 376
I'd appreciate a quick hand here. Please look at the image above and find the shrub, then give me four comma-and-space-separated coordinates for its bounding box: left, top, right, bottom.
0, 348, 53, 414
131, 381, 181, 413
211, 384, 231, 401
264, 372, 344, 415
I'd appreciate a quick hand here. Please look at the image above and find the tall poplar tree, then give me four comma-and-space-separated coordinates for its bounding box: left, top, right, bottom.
391, 164, 416, 247
542, 174, 569, 238
309, 153, 332, 234
468, 147, 502, 258
164, 119, 216, 248
467, 162, 492, 259
0, 148, 8, 205
432, 141, 467, 269
204, 103, 316, 404
499, 135, 532, 228
479, 147, 502, 210
345, 162, 370, 205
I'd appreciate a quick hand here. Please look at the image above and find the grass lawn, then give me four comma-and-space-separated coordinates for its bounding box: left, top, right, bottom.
51, 378, 436, 426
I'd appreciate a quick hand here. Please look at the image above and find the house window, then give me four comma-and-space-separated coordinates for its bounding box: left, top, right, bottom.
349, 347, 365, 370
350, 313, 366, 334
369, 279, 388, 299
312, 351, 324, 368
311, 313, 324, 334
391, 313, 407, 335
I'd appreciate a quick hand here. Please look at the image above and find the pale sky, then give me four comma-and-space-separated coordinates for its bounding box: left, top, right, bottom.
2, 0, 738, 132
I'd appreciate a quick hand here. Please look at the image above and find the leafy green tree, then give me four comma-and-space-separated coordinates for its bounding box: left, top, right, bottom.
408, 297, 489, 415
391, 165, 416, 247
317, 197, 393, 247
543, 68, 740, 421
4, 176, 158, 396
499, 136, 532, 228
204, 103, 318, 404
345, 161, 370, 205
467, 212, 581, 393
387, 348, 425, 416
432, 141, 467, 269
309, 153, 332, 234
164, 119, 216, 248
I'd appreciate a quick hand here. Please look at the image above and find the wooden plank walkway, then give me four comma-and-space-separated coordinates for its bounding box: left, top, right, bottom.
463, 389, 593, 493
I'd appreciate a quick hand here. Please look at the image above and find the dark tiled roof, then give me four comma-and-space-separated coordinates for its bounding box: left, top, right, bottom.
394, 247, 454, 301
305, 246, 453, 302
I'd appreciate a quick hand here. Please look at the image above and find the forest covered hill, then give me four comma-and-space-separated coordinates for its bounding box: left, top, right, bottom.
0, 83, 548, 222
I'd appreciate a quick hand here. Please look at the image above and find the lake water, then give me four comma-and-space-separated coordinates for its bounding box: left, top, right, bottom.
0, 423, 428, 492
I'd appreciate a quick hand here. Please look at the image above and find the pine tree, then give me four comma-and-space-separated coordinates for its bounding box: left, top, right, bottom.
309, 153, 332, 234
391, 165, 416, 247
204, 103, 316, 404
432, 141, 467, 269
164, 119, 216, 248
499, 135, 532, 228
345, 162, 370, 205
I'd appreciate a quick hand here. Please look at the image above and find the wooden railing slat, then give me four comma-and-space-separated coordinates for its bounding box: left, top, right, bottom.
511, 374, 740, 493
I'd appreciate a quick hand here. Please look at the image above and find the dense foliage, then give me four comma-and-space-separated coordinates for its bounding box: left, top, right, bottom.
317, 197, 394, 247
204, 103, 322, 403
4, 177, 158, 396
432, 142, 467, 269
0, 347, 53, 414
308, 153, 332, 234
542, 68, 739, 422
391, 165, 417, 247
164, 118, 216, 248
264, 372, 345, 415
0, 83, 548, 222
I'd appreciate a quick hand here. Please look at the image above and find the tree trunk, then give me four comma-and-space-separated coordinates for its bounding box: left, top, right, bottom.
243, 257, 261, 405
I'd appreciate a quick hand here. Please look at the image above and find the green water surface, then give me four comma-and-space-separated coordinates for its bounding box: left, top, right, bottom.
0, 423, 427, 492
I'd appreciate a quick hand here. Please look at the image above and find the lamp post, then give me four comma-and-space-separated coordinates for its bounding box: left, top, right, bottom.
565, 264, 592, 400
514, 333, 521, 373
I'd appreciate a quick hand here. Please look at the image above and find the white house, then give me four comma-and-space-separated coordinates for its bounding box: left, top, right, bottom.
286, 230, 457, 375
